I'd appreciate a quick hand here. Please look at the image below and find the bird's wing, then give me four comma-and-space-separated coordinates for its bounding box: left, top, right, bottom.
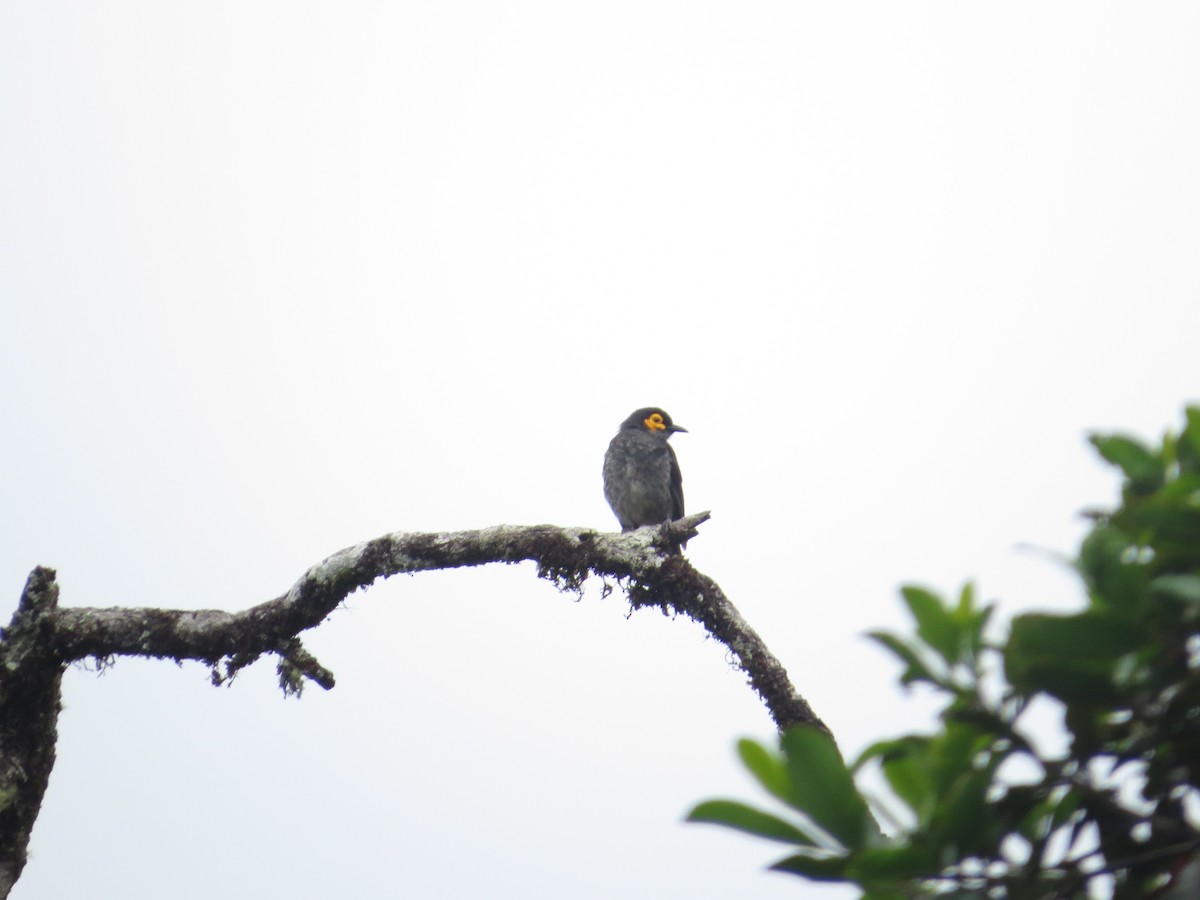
668, 442, 685, 520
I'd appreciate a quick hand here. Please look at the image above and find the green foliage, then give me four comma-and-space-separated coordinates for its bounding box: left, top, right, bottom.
690, 407, 1200, 898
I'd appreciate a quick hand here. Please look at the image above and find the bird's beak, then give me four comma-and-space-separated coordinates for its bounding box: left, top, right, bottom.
669, 424, 688, 434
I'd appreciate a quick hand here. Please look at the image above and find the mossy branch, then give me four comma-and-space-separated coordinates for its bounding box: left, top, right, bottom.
0, 515, 825, 898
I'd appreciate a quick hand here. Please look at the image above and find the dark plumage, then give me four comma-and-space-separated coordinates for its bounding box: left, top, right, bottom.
602, 407, 686, 536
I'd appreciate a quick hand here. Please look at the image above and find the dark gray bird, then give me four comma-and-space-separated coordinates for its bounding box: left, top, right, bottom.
603, 407, 687, 535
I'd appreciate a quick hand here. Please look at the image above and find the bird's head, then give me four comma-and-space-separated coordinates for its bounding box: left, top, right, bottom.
620, 407, 688, 438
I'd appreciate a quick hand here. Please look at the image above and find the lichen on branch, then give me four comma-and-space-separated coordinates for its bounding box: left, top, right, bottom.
0, 515, 825, 899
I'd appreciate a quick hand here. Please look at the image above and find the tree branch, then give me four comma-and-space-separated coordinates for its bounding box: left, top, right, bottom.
0, 567, 65, 896
1, 514, 826, 898
49, 513, 824, 729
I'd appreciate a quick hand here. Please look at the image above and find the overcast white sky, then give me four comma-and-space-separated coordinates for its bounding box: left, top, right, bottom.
2, 3, 1199, 898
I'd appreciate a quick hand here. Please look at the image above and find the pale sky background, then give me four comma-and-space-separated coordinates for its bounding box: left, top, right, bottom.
2, 3, 1199, 899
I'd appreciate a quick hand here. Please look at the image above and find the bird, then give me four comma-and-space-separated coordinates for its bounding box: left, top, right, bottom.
603, 407, 687, 541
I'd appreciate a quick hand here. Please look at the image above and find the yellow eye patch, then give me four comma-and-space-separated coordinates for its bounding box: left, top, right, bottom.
644, 413, 667, 431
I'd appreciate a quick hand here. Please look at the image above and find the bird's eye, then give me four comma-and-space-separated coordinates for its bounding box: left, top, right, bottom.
645, 413, 666, 431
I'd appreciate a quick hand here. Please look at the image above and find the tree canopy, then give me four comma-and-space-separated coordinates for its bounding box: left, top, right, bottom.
691, 407, 1200, 898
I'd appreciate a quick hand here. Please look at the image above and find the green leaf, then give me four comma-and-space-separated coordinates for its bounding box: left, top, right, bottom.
955, 582, 977, 618
900, 586, 962, 665
736, 738, 790, 803
931, 767, 1002, 855
847, 844, 939, 881
1065, 703, 1103, 758
686, 800, 815, 846
768, 851, 849, 881
1089, 433, 1165, 492
1177, 406, 1200, 474
1015, 664, 1120, 705
1008, 611, 1145, 666
877, 738, 935, 823
1078, 526, 1147, 612
1005, 611, 1145, 703
927, 721, 991, 794
1116, 502, 1200, 569
1112, 474, 1200, 553
1150, 574, 1200, 605
865, 632, 941, 686
953, 582, 994, 656
780, 726, 876, 850
852, 738, 899, 771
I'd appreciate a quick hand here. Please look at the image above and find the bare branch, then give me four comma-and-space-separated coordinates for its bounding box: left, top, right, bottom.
1, 515, 827, 898
45, 514, 823, 730
0, 568, 66, 895
276, 638, 335, 696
